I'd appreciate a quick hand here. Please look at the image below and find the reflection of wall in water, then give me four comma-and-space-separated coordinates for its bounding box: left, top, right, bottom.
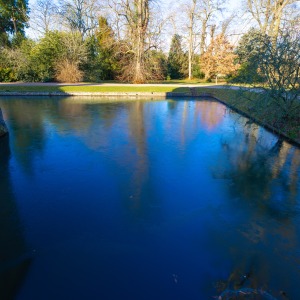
0, 135, 31, 299
1, 101, 46, 175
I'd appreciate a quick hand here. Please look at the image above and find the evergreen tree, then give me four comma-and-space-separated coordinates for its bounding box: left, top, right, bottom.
84, 17, 118, 81
167, 34, 186, 79
232, 28, 268, 83
0, 0, 29, 36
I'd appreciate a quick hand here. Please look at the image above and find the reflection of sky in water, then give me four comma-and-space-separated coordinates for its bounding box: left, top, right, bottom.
0, 97, 299, 299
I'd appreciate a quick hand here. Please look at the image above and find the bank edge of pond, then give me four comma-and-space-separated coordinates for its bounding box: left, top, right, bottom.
198, 87, 300, 147
0, 91, 190, 97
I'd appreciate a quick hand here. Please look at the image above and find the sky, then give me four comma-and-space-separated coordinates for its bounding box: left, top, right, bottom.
26, 0, 246, 48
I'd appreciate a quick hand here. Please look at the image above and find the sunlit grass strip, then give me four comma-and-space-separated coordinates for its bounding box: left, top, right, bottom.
149, 79, 217, 85
0, 85, 189, 93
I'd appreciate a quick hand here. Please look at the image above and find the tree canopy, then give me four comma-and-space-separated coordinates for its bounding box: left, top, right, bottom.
0, 0, 299, 84
0, 0, 29, 36
200, 34, 239, 81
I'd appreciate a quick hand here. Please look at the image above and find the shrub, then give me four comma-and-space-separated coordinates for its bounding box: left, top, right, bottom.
0, 68, 16, 82
31, 31, 87, 82
55, 59, 83, 83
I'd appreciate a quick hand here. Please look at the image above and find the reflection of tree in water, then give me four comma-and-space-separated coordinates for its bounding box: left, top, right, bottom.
0, 135, 31, 299
224, 126, 273, 206
123, 101, 155, 218
167, 99, 226, 151
55, 99, 157, 220
3, 98, 126, 152
223, 124, 300, 215
56, 99, 120, 133
214, 122, 300, 298
195, 100, 226, 132
167, 100, 179, 114
53, 99, 126, 150
167, 99, 226, 133
271, 142, 300, 201
1, 100, 47, 175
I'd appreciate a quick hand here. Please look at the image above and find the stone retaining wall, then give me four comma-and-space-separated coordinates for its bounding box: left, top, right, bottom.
0, 92, 191, 97
0, 91, 216, 99
0, 108, 8, 137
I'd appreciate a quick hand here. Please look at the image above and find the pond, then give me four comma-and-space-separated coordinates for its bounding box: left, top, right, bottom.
0, 97, 300, 299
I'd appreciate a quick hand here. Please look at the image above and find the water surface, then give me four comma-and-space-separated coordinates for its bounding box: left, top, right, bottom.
0, 97, 300, 299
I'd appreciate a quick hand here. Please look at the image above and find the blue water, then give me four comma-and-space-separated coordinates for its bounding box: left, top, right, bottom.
0, 97, 299, 299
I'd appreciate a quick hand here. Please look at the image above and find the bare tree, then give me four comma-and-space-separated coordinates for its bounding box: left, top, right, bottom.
126, 0, 150, 83
187, 0, 197, 80
58, 0, 102, 38
105, 0, 125, 41
257, 30, 300, 119
221, 13, 235, 36
246, 0, 300, 39
107, 0, 162, 83
198, 0, 226, 55
29, 0, 59, 34
234, 25, 300, 139
170, 0, 225, 80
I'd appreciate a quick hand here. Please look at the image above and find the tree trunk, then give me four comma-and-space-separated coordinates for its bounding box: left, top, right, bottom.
134, 37, 145, 83
247, 0, 295, 40
205, 71, 210, 81
270, 5, 284, 42
200, 19, 207, 56
188, 25, 193, 80
133, 0, 149, 83
188, 0, 197, 80
12, 17, 17, 35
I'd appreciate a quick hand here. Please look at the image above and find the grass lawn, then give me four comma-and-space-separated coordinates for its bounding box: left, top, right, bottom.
0, 85, 190, 93
149, 79, 218, 85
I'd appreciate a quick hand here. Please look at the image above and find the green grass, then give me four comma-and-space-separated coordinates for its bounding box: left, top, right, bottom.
148, 79, 218, 85
80, 79, 218, 84
0, 85, 190, 93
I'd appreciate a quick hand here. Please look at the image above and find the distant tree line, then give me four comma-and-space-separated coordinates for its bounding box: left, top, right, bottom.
0, 0, 299, 84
